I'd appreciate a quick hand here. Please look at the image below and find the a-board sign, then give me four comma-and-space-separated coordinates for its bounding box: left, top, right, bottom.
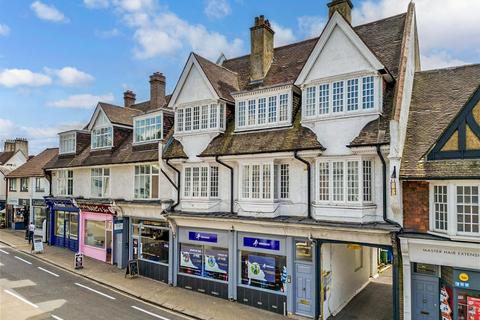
74, 253, 84, 269
125, 259, 139, 278
32, 238, 44, 253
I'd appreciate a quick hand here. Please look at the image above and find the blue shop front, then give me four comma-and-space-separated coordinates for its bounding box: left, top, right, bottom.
44, 197, 79, 252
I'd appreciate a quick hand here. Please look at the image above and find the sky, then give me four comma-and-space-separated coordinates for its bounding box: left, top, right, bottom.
0, 0, 479, 154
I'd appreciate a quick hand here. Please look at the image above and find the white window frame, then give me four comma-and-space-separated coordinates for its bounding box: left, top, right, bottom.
182, 164, 219, 199
429, 181, 480, 238
35, 177, 45, 193
90, 167, 110, 198
240, 161, 290, 202
134, 164, 159, 199
174, 101, 225, 136
315, 157, 374, 206
59, 132, 76, 154
133, 112, 163, 144
57, 170, 73, 196
302, 73, 382, 121
91, 126, 113, 150
235, 89, 292, 131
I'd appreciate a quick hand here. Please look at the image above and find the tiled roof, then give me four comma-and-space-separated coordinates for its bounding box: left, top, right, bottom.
199, 95, 324, 157
131, 95, 172, 113
400, 64, 480, 179
0, 151, 15, 165
162, 127, 188, 159
45, 133, 158, 169
99, 102, 143, 126
7, 148, 58, 178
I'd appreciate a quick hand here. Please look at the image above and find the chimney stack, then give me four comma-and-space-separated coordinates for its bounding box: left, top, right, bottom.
123, 90, 136, 108
150, 72, 166, 108
327, 0, 353, 24
250, 15, 274, 83
4, 138, 28, 156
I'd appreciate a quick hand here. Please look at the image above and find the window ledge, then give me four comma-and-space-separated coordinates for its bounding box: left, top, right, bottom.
313, 202, 376, 210
174, 129, 224, 138
427, 231, 480, 243
302, 110, 380, 122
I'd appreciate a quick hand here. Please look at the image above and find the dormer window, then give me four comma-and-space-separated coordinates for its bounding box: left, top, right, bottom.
235, 89, 291, 131
303, 74, 380, 120
175, 102, 225, 135
91, 126, 113, 149
134, 113, 162, 144
59, 132, 76, 154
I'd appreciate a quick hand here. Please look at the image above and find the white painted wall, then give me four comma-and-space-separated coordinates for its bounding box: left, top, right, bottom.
322, 243, 373, 319
175, 64, 214, 105
0, 151, 29, 201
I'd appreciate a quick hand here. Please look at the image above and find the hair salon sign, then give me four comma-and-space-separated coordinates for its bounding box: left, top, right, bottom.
77, 203, 117, 215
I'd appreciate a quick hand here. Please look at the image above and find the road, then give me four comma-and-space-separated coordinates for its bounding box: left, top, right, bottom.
0, 244, 195, 320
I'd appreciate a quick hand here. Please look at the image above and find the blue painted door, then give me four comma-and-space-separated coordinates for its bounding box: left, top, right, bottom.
295, 262, 314, 317
412, 274, 439, 320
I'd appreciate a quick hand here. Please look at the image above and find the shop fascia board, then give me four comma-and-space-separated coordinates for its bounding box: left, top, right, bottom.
170, 215, 393, 246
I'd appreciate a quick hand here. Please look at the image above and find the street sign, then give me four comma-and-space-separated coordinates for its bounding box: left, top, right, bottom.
32, 238, 44, 253
74, 253, 84, 269
125, 259, 139, 278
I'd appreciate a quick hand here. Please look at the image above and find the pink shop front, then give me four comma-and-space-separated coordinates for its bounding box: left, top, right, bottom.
77, 202, 117, 264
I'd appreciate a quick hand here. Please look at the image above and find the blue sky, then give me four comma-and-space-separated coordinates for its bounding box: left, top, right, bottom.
0, 0, 479, 154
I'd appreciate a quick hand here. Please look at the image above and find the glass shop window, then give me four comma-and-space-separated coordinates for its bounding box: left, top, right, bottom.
84, 220, 106, 248
240, 251, 287, 292
140, 226, 169, 264
179, 243, 228, 281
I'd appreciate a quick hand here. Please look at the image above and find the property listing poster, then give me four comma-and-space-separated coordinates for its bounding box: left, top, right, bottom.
180, 244, 203, 276
204, 248, 228, 274
247, 254, 275, 283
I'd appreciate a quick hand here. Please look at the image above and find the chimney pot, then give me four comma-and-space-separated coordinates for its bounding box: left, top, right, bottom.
123, 90, 136, 108
327, 0, 353, 23
149, 72, 166, 108
250, 15, 274, 83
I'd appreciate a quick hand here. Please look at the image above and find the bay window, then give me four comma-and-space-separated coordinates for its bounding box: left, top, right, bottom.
183, 165, 219, 199
303, 75, 380, 119
91, 126, 113, 149
59, 132, 76, 154
91, 168, 110, 198
134, 164, 159, 199
134, 113, 162, 143
431, 183, 479, 236
316, 158, 374, 205
175, 103, 225, 134
57, 170, 73, 196
241, 162, 289, 201
236, 91, 291, 130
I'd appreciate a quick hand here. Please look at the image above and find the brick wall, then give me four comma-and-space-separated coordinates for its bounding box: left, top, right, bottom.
402, 180, 429, 232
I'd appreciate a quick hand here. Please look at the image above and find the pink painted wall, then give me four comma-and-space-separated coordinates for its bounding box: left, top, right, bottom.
79, 211, 113, 263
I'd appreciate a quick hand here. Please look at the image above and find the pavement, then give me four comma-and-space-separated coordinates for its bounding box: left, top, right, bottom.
328, 267, 393, 320
0, 229, 284, 320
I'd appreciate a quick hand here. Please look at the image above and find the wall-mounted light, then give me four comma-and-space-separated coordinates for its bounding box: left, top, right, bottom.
390, 166, 397, 196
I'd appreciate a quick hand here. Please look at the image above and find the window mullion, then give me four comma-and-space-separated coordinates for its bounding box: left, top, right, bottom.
447, 184, 456, 236
359, 159, 364, 205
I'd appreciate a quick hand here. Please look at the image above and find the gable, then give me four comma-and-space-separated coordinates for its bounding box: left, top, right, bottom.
169, 54, 219, 108
428, 87, 480, 160
87, 106, 112, 130
295, 11, 385, 86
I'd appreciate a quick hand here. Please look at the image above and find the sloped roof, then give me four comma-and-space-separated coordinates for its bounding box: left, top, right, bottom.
7, 148, 58, 178
98, 102, 143, 127
0, 151, 15, 165
400, 64, 480, 179
199, 95, 324, 157
131, 95, 172, 113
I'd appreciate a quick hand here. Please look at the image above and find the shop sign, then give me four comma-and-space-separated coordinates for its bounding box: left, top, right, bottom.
45, 198, 76, 210
74, 253, 84, 269
114, 220, 123, 233
78, 203, 116, 215
32, 238, 44, 254
453, 269, 480, 291
243, 237, 280, 251
18, 199, 30, 206
188, 231, 217, 243
32, 199, 45, 206
7, 198, 18, 206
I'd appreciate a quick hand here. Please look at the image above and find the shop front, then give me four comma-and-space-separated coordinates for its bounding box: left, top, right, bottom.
8, 198, 29, 230
400, 236, 480, 320
45, 197, 79, 252
175, 228, 231, 299
31, 199, 48, 239
77, 202, 116, 264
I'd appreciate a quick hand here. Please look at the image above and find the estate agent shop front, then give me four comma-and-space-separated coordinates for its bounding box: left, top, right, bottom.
400, 236, 480, 320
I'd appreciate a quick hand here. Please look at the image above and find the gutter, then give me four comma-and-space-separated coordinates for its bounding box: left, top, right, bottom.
214, 156, 234, 214
293, 150, 312, 219
165, 159, 180, 211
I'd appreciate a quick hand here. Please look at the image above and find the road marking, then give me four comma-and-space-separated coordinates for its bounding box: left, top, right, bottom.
74, 283, 116, 300
51, 315, 63, 320
131, 306, 170, 320
4, 289, 39, 309
14, 256, 32, 265
0, 249, 9, 254
38, 266, 60, 277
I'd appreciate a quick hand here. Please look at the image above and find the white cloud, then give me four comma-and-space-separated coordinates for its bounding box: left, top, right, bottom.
270, 22, 296, 47
84, 0, 109, 9
421, 51, 470, 70
111, 0, 244, 60
298, 16, 325, 38
31, 1, 69, 23
204, 0, 231, 19
0, 24, 10, 36
45, 67, 94, 86
94, 28, 121, 38
0, 69, 52, 88
47, 93, 114, 109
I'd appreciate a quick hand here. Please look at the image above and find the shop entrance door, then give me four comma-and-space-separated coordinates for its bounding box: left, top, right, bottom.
295, 262, 314, 317
412, 274, 439, 320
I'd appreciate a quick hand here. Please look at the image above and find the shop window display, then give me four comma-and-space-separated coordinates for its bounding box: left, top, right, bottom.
179, 243, 228, 281
240, 251, 287, 292
33, 207, 47, 229
140, 226, 169, 264
84, 220, 105, 248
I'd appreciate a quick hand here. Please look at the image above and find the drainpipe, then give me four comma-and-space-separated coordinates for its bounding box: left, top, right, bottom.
215, 155, 234, 214
165, 159, 180, 211
293, 150, 312, 219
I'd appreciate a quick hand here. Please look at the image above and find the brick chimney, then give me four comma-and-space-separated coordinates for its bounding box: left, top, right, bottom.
328, 0, 353, 24
250, 15, 274, 83
123, 90, 136, 108
149, 72, 166, 108
4, 138, 28, 156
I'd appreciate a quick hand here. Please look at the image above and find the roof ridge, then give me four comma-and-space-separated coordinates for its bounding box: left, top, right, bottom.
416, 63, 480, 74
